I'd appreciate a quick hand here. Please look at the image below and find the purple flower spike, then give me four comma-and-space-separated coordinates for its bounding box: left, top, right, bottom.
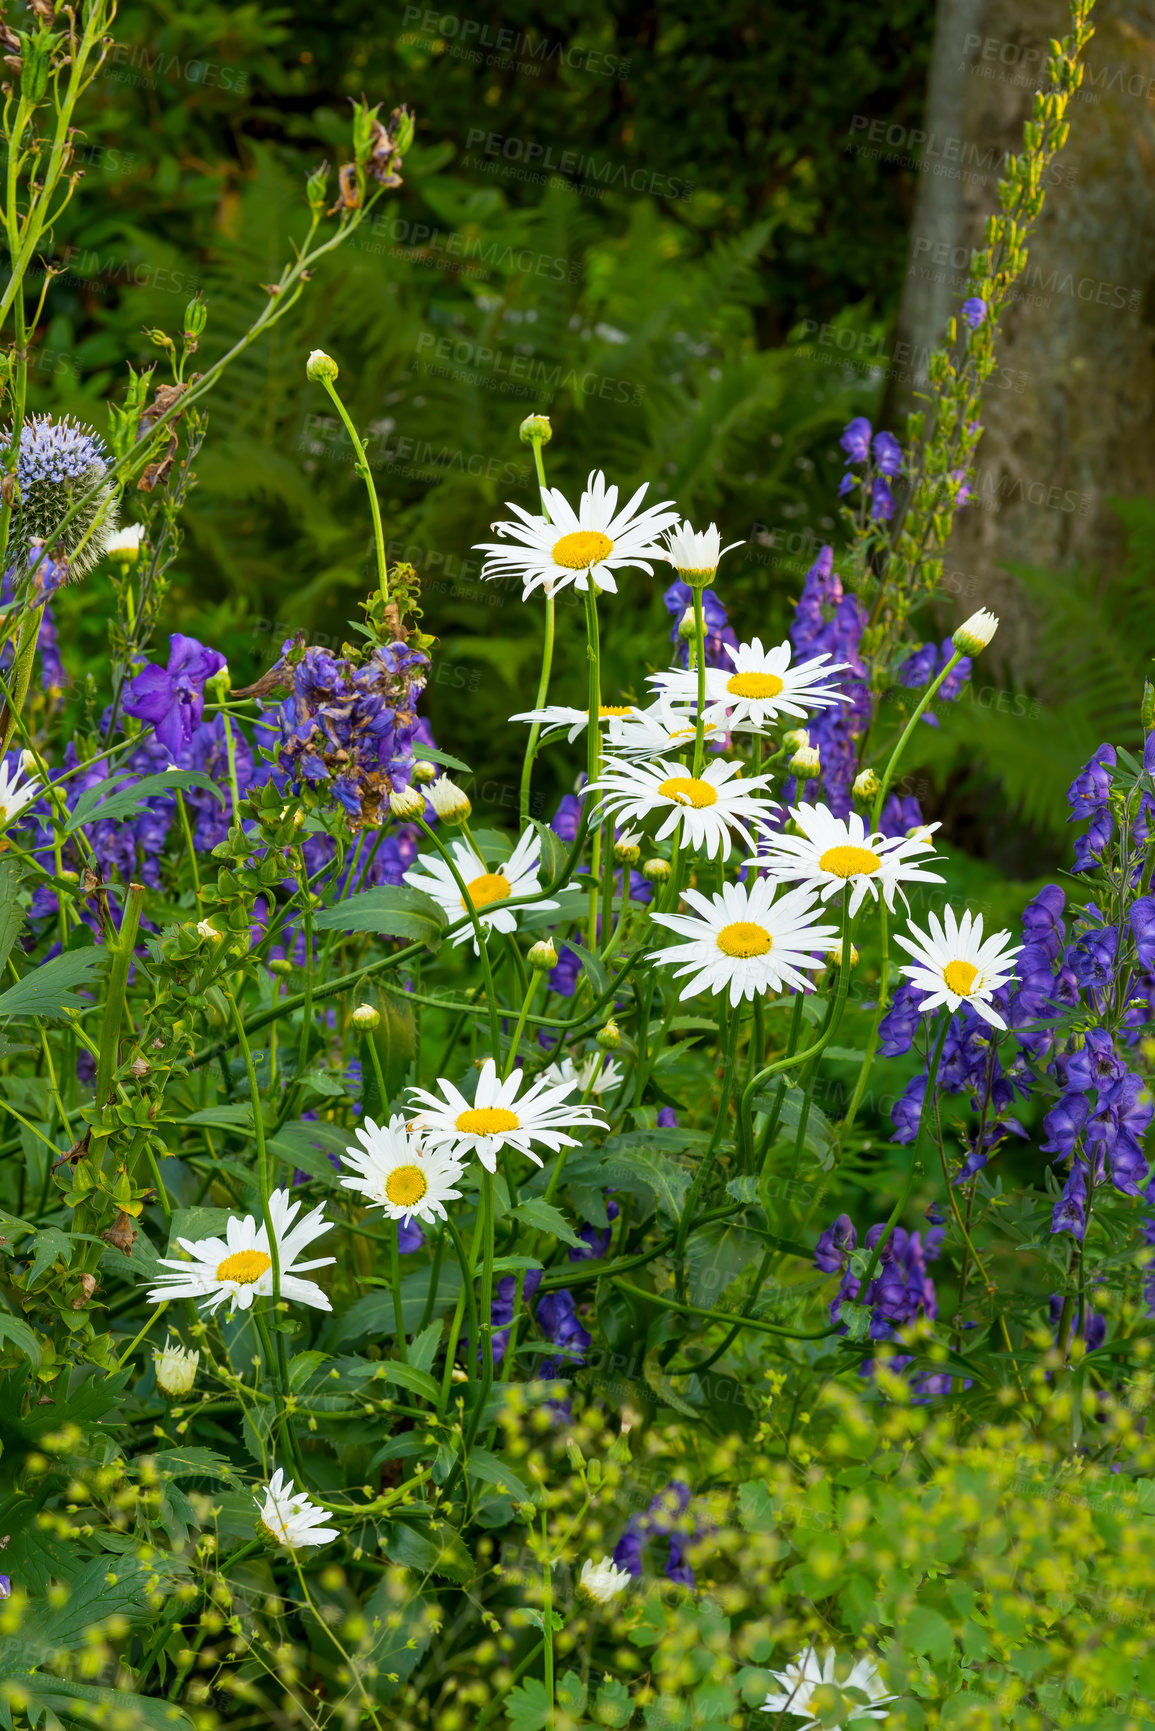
871, 430, 903, 476
122, 634, 226, 758
870, 477, 895, 521
961, 297, 987, 330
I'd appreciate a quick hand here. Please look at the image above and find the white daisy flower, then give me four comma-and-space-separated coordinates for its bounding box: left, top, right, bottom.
651, 638, 848, 732
104, 522, 146, 560
649, 877, 839, 1006
761, 1644, 895, 1727
0, 757, 41, 825
578, 1555, 632, 1605
893, 904, 1021, 1029
661, 519, 743, 580
753, 803, 944, 917
474, 469, 678, 598
403, 830, 556, 950
603, 696, 723, 760
407, 1056, 605, 1173
542, 1051, 624, 1098
508, 700, 637, 743
146, 1188, 335, 1314
587, 755, 773, 861
255, 1468, 340, 1550
341, 1114, 466, 1223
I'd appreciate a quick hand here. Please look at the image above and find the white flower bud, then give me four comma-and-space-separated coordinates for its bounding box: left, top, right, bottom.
104, 523, 145, 563
411, 759, 438, 785
578, 1556, 631, 1605
596, 1020, 622, 1050
427, 776, 471, 826
852, 768, 880, 804
153, 1336, 199, 1398
676, 606, 697, 641
306, 348, 339, 383
828, 941, 860, 970
389, 785, 427, 821
952, 607, 999, 656
196, 919, 220, 941
642, 857, 671, 883
781, 728, 809, 755
528, 939, 558, 972
613, 830, 642, 867
352, 1003, 381, 1029
789, 743, 821, 780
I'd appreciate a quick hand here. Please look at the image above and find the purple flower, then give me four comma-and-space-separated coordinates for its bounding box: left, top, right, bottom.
814, 1213, 856, 1273
1048, 1292, 1105, 1351
879, 984, 921, 1057
872, 431, 903, 476
1022, 885, 1066, 961
897, 643, 937, 688
536, 1288, 591, 1373
935, 640, 971, 700
484, 1268, 543, 1366
122, 634, 226, 757
1068, 925, 1118, 994
1040, 1092, 1090, 1160
840, 417, 872, 464
657, 1107, 678, 1128
1065, 1029, 1126, 1095
891, 1073, 927, 1144
870, 477, 895, 521
663, 580, 737, 671
1132, 897, 1155, 969
961, 297, 987, 330
1068, 743, 1116, 821
838, 472, 858, 497
950, 469, 973, 508
1052, 1163, 1088, 1239
398, 1219, 424, 1254
551, 788, 585, 844
1087, 1073, 1153, 1196
0, 1574, 8, 1598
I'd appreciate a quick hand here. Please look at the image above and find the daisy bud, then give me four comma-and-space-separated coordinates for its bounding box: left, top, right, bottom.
427, 776, 471, 826
781, 728, 809, 755
596, 1020, 621, 1050
20, 749, 37, 776
519, 413, 552, 445
952, 607, 999, 656
852, 767, 880, 804
829, 941, 860, 970
528, 939, 558, 972
578, 1556, 631, 1606
389, 785, 427, 821
104, 523, 145, 564
677, 606, 697, 641
1143, 680, 1155, 734
195, 919, 221, 941
153, 1336, 200, 1398
269, 957, 293, 976
412, 759, 438, 785
613, 832, 641, 867
352, 1003, 380, 1029
306, 349, 339, 383
789, 743, 821, 780
643, 856, 671, 883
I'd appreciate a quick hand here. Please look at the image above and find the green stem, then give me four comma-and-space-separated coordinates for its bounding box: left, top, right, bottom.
519, 432, 555, 826
673, 1004, 742, 1299
584, 583, 602, 953
319, 372, 389, 608
389, 1220, 408, 1364
691, 581, 707, 776
854, 1011, 951, 1294
871, 649, 964, 827
415, 815, 503, 1058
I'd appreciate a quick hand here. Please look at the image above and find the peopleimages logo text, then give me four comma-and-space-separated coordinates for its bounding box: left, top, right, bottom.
401, 9, 631, 78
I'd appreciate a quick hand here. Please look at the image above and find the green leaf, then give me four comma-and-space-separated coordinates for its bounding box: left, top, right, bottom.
604, 1144, 691, 1224
0, 1671, 195, 1730
151, 1445, 238, 1483
529, 817, 569, 885
64, 769, 223, 836
386, 1518, 474, 1582
26, 1226, 72, 1289
413, 740, 472, 774
513, 1197, 584, 1248
181, 1104, 253, 1131
557, 1671, 588, 1716
379, 1361, 440, 1403
0, 948, 108, 1020
504, 1677, 552, 1731
464, 1446, 532, 1502
312, 883, 447, 946
903, 1605, 956, 1661
269, 1118, 350, 1186
0, 857, 26, 979
594, 1676, 634, 1727
0, 1312, 41, 1367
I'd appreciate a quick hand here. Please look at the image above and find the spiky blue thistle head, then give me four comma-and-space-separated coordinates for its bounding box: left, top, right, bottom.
6, 412, 119, 580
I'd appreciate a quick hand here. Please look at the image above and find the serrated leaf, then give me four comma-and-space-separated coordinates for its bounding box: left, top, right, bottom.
513, 1197, 583, 1248
413, 741, 471, 774
65, 769, 223, 835
0, 948, 108, 1020
386, 1518, 474, 1582
26, 1226, 72, 1289
464, 1446, 531, 1502
380, 1360, 440, 1402
504, 1676, 552, 1731
0, 1312, 41, 1367
150, 1446, 238, 1483
312, 883, 447, 946
0, 857, 26, 979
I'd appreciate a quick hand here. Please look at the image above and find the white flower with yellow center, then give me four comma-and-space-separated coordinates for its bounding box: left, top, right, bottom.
407, 1057, 606, 1172
255, 1469, 340, 1550
341, 1113, 466, 1223
578, 1555, 632, 1605
603, 696, 722, 760
146, 1188, 335, 1314
894, 904, 1021, 1029
508, 700, 638, 743
587, 755, 773, 861
474, 469, 678, 598
661, 520, 743, 580
0, 757, 41, 826
651, 638, 848, 732
753, 803, 944, 917
403, 830, 556, 951
649, 876, 838, 1005
761, 1645, 896, 1727
542, 1051, 624, 1098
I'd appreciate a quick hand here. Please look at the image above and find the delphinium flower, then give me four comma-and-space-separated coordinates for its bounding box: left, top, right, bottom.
146, 1189, 335, 1314
1066, 741, 1116, 872
340, 1115, 466, 1224
407, 1056, 606, 1172
753, 802, 944, 916
122, 634, 227, 757
650, 636, 849, 733
613, 1480, 697, 1587
569, 1194, 620, 1261
536, 1287, 591, 1380
474, 469, 678, 597
485, 1269, 543, 1366
893, 905, 1022, 1029
787, 546, 871, 817
895, 638, 973, 728
662, 577, 738, 671
403, 830, 555, 949
7, 411, 119, 576
761, 1645, 896, 1727
648, 877, 839, 1004
837, 418, 904, 523
255, 1470, 339, 1550
587, 755, 774, 861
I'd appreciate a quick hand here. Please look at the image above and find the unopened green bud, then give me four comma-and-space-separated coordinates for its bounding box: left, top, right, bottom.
596, 1020, 621, 1050
642, 857, 671, 884
852, 767, 880, 805
411, 759, 437, 785
1143, 680, 1155, 735
352, 1003, 380, 1029
305, 160, 329, 211
789, 743, 821, 780
528, 939, 558, 972
519, 414, 552, 445
205, 666, 231, 702
183, 295, 208, 342
269, 957, 293, 976
613, 833, 641, 867
677, 606, 697, 641
306, 349, 339, 384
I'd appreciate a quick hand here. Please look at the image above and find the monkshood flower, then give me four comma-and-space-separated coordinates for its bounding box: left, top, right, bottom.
896, 639, 973, 725
648, 877, 838, 1004
578, 1556, 631, 1605
537, 1287, 591, 1379
404, 830, 555, 949
408, 1057, 605, 1171
661, 519, 743, 581
122, 634, 227, 757
840, 417, 872, 464
587, 755, 773, 861
762, 1645, 896, 1727
508, 699, 635, 743
870, 477, 895, 521
474, 469, 678, 597
614, 1480, 697, 1587
753, 803, 944, 916
569, 1194, 620, 1261
788, 546, 871, 817
893, 905, 1021, 1030
146, 1189, 335, 1314
650, 637, 849, 731
816, 1217, 941, 1342
663, 578, 738, 671
872, 430, 903, 475
485, 1268, 542, 1366
0, 756, 41, 827
961, 296, 988, 329
255, 1469, 339, 1550
340, 1115, 465, 1224
8, 411, 119, 576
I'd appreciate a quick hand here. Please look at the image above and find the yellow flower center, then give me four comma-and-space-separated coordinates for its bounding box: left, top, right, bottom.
943, 959, 980, 997
595, 704, 633, 718
726, 671, 784, 700
260, 1517, 288, 1545
385, 1164, 429, 1207
818, 844, 881, 879
462, 871, 510, 912
216, 1248, 272, 1285
716, 920, 773, 958
657, 776, 718, 809
552, 529, 613, 570
669, 722, 716, 740
455, 1106, 520, 1136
